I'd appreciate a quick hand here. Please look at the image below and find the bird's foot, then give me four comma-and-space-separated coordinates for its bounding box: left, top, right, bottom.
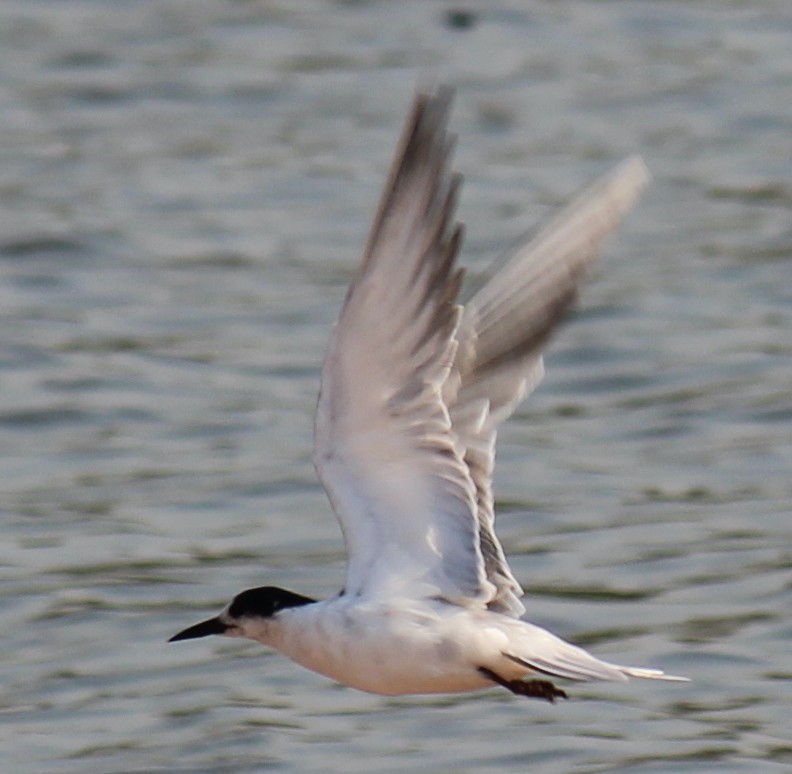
509, 678, 568, 702
479, 667, 568, 703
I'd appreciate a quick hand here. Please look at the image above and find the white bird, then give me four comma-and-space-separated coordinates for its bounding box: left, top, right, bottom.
170, 88, 688, 702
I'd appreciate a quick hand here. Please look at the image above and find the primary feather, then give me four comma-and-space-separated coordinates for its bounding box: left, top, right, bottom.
314, 89, 650, 614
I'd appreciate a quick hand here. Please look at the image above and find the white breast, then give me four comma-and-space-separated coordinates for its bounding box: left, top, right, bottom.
263, 597, 497, 695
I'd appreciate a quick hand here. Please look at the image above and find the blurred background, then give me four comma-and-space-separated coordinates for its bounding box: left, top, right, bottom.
1, 1, 790, 772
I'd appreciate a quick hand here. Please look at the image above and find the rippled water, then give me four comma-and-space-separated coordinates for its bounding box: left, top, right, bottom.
2, 2, 791, 772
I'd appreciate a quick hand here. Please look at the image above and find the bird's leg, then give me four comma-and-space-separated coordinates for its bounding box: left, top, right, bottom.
478, 667, 568, 703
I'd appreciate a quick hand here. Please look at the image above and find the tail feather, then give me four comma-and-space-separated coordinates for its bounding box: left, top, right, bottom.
499, 614, 689, 685
506, 651, 627, 683
503, 628, 689, 684
614, 664, 690, 682
510, 651, 689, 684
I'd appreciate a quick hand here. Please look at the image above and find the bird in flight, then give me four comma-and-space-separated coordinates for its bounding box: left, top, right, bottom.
170, 88, 687, 702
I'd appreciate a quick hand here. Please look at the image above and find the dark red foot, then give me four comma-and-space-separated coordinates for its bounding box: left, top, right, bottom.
479, 667, 568, 703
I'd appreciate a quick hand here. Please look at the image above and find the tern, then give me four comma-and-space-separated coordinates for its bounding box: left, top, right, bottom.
170, 88, 687, 702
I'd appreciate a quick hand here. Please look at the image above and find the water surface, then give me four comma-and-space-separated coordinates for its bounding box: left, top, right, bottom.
2, 2, 791, 772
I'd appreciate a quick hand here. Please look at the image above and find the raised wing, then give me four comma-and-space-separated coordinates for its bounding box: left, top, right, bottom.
313, 89, 494, 605
314, 88, 650, 613
446, 156, 650, 617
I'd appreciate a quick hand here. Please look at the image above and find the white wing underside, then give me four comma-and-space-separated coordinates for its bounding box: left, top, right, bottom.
314, 90, 649, 615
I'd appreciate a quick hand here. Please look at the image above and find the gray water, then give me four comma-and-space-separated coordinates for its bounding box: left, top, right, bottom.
2, 1, 791, 772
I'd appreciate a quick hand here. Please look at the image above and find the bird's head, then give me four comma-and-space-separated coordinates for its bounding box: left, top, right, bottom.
169, 586, 316, 643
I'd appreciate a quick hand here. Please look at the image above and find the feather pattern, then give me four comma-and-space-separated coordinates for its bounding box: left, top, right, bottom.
314, 89, 489, 604
314, 89, 649, 613
447, 154, 651, 616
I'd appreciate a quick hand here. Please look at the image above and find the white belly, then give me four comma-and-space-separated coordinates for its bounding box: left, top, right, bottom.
265, 598, 499, 695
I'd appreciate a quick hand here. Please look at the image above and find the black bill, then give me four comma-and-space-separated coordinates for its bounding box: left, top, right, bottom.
169, 616, 227, 642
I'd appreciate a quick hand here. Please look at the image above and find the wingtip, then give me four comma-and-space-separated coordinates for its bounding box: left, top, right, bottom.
618, 154, 651, 183
414, 82, 455, 108
602, 154, 652, 210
